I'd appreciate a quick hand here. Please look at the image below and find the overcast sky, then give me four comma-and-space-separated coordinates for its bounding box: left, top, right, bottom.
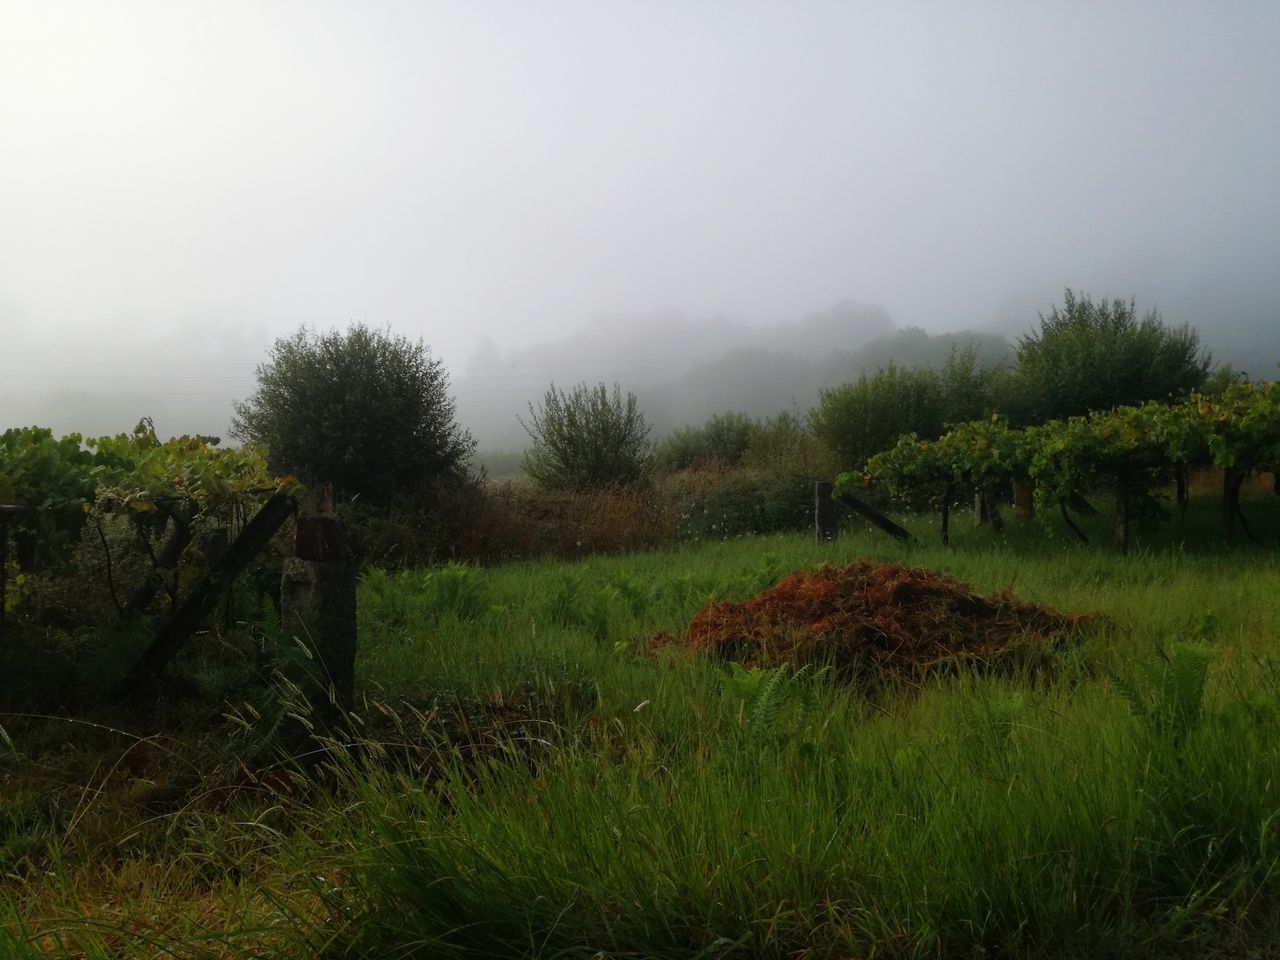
2, 1, 1278, 438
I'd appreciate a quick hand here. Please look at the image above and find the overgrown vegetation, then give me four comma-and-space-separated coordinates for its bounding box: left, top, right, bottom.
5, 496, 1280, 957
3, 298, 1279, 958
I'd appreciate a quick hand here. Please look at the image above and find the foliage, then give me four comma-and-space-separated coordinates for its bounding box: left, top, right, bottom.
1010, 289, 1210, 424
1111, 643, 1212, 745
810, 349, 997, 470
654, 411, 757, 472
0, 419, 297, 647
521, 382, 653, 490
459, 482, 670, 562
12, 520, 1280, 956
839, 380, 1280, 526
231, 323, 475, 504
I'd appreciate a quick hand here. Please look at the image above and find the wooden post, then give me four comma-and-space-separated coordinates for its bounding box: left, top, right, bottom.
836, 492, 913, 541
814, 481, 836, 543
279, 514, 357, 723
1224, 467, 1241, 540
0, 515, 8, 641
940, 495, 951, 546
1174, 464, 1188, 518
982, 483, 1004, 532
1012, 477, 1035, 521
1113, 470, 1129, 555
973, 484, 1005, 531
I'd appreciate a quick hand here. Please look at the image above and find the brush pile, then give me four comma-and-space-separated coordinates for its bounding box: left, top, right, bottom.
659, 561, 1091, 680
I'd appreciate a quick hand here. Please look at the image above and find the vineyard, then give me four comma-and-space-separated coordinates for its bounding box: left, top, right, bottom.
837, 380, 1280, 551
0, 420, 300, 691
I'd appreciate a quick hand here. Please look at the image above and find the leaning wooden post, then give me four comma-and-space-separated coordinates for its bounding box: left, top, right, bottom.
1113, 469, 1130, 555
836, 492, 913, 541
279, 514, 357, 724
120, 491, 296, 699
814, 481, 836, 543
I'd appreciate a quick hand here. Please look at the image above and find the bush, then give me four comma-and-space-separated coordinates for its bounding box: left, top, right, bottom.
810, 365, 944, 470
521, 382, 653, 490
655, 467, 804, 540
336, 471, 485, 569
231, 323, 475, 505
459, 482, 669, 563
655, 412, 756, 472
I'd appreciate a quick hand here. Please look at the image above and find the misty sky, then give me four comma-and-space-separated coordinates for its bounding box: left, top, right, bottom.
2, 1, 1278, 441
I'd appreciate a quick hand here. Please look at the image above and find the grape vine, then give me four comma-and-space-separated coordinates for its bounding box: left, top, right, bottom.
0, 420, 301, 624
835, 381, 1280, 549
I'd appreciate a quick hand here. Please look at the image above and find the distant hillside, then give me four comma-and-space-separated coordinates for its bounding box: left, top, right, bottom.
641, 328, 1015, 435
455, 301, 1014, 448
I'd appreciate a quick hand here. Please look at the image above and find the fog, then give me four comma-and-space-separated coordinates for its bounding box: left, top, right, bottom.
2, 2, 1277, 446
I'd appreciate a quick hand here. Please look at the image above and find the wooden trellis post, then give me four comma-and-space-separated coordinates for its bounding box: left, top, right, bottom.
814, 481, 836, 543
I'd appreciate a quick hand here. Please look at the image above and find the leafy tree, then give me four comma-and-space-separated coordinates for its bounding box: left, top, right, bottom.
809, 350, 995, 469
1202, 362, 1245, 397
1009, 289, 1210, 424
230, 324, 474, 504
522, 382, 653, 489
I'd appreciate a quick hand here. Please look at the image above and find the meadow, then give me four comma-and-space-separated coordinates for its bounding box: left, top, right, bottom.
4, 494, 1280, 958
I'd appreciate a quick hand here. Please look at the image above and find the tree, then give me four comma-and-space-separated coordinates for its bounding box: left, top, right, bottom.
1009, 290, 1210, 424
521, 382, 653, 489
809, 350, 994, 469
230, 324, 474, 504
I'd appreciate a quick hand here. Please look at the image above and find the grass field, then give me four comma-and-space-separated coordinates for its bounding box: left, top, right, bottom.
4, 495, 1280, 958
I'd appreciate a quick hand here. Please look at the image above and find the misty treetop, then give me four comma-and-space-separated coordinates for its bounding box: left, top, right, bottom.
231, 324, 475, 504
1009, 289, 1211, 425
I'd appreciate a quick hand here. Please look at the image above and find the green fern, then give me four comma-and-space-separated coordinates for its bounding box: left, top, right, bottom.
1111, 642, 1211, 744
722, 662, 828, 750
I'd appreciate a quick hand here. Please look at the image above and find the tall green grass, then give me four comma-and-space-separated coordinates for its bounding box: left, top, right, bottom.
4, 496, 1280, 958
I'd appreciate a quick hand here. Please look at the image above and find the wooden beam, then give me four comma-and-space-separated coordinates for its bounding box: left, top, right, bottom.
119, 492, 296, 699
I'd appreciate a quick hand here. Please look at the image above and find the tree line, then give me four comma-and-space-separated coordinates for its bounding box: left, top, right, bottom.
213, 289, 1244, 556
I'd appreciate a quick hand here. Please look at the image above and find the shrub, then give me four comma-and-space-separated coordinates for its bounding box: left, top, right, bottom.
655, 412, 756, 472
521, 382, 653, 490
657, 465, 820, 541
458, 482, 669, 563
810, 364, 945, 470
